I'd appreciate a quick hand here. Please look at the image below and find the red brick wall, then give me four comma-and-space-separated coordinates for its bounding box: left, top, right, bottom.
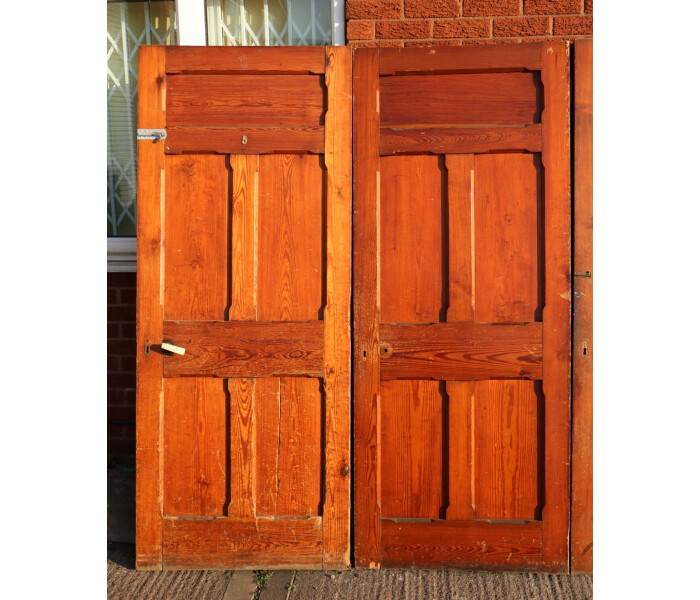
346, 0, 592, 47
108, 272, 136, 468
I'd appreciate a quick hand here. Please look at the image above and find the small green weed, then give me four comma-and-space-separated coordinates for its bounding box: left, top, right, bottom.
254, 571, 273, 587
286, 582, 297, 592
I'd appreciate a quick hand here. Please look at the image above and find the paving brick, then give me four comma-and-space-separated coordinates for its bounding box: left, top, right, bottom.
346, 0, 401, 20
553, 15, 592, 35
433, 19, 491, 39
494, 17, 551, 37
376, 20, 431, 39
405, 0, 459, 18
463, 0, 520, 17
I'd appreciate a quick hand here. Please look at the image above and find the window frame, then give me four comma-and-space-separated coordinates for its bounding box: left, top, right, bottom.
107, 0, 346, 272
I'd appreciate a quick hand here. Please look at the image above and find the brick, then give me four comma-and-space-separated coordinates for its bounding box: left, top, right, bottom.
463, 0, 520, 17
121, 322, 136, 339
346, 20, 374, 40
123, 388, 136, 406
107, 288, 117, 304
349, 40, 404, 47
405, 39, 463, 46
108, 373, 136, 389
108, 438, 137, 456
494, 17, 551, 37
108, 423, 135, 440
433, 19, 490, 39
346, 1, 401, 20
121, 355, 136, 373
405, 0, 459, 18
523, 0, 582, 15
108, 338, 136, 356
463, 38, 522, 44
584, 0, 592, 14
119, 288, 136, 305
108, 322, 120, 338
553, 15, 592, 35
108, 272, 137, 287
108, 388, 124, 406
376, 20, 431, 39
107, 305, 135, 323
108, 355, 120, 373
108, 405, 136, 422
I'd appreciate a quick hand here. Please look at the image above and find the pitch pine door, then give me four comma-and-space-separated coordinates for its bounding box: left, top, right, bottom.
136, 46, 352, 570
352, 44, 572, 571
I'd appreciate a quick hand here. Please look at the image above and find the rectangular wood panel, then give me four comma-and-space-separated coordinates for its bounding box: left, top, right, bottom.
379, 323, 543, 380
165, 127, 325, 155
380, 73, 541, 128
474, 153, 541, 323
163, 517, 324, 570
380, 125, 542, 155
163, 378, 228, 516
380, 380, 444, 519
165, 46, 326, 74
166, 75, 325, 128
473, 380, 540, 521
162, 320, 324, 378
378, 45, 543, 75
228, 378, 255, 518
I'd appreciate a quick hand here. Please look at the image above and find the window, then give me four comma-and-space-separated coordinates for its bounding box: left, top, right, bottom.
107, 0, 345, 270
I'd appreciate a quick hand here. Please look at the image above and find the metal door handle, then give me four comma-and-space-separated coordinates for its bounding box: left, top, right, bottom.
161, 341, 186, 355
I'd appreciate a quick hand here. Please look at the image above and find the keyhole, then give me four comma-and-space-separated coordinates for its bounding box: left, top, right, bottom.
582, 342, 588, 356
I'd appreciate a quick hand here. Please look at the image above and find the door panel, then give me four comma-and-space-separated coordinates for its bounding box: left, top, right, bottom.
136, 46, 352, 570
353, 44, 571, 572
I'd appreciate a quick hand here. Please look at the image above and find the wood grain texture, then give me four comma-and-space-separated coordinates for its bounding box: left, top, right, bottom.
163, 378, 227, 516
322, 46, 353, 569
165, 46, 326, 74
164, 154, 229, 321
380, 155, 444, 323
380, 125, 542, 155
135, 44, 165, 571
446, 381, 475, 520
380, 520, 542, 570
474, 153, 541, 324
228, 378, 255, 517
474, 380, 539, 521
257, 154, 323, 322
165, 127, 324, 155
380, 73, 541, 128
352, 48, 382, 568
162, 517, 323, 570
378, 44, 543, 75
571, 38, 593, 574
229, 154, 258, 322
380, 380, 444, 519
166, 75, 325, 128
254, 377, 282, 516
162, 320, 324, 378
379, 323, 543, 381
540, 41, 572, 572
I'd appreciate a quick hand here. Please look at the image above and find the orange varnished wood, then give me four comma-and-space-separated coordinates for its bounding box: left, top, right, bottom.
228, 378, 255, 518
474, 380, 539, 520
162, 517, 324, 570
571, 38, 593, 574
135, 45, 165, 570
380, 155, 444, 323
165, 46, 326, 74
540, 41, 572, 572
254, 377, 282, 516
322, 46, 353, 569
162, 320, 324, 378
163, 378, 227, 516
352, 48, 382, 568
380, 380, 444, 519
379, 323, 543, 381
378, 44, 542, 75
277, 377, 323, 516
380, 125, 542, 155
166, 75, 325, 128
445, 154, 475, 521
165, 127, 325, 155
474, 153, 541, 324
380, 73, 541, 128
380, 520, 542, 570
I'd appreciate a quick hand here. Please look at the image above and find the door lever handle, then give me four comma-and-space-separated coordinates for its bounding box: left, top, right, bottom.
161, 341, 186, 355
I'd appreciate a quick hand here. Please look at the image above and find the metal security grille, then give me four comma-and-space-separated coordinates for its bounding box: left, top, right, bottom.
107, 1, 177, 237
206, 0, 331, 46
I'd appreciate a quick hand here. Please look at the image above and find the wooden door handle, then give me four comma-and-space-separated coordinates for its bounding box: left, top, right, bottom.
161, 341, 186, 355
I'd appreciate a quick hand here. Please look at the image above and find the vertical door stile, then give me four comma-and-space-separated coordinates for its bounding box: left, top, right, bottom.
135, 45, 166, 571
352, 47, 381, 569
540, 41, 572, 572
322, 46, 353, 569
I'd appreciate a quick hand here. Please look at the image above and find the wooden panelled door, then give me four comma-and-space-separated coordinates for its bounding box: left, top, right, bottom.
353, 44, 572, 571
136, 46, 352, 570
